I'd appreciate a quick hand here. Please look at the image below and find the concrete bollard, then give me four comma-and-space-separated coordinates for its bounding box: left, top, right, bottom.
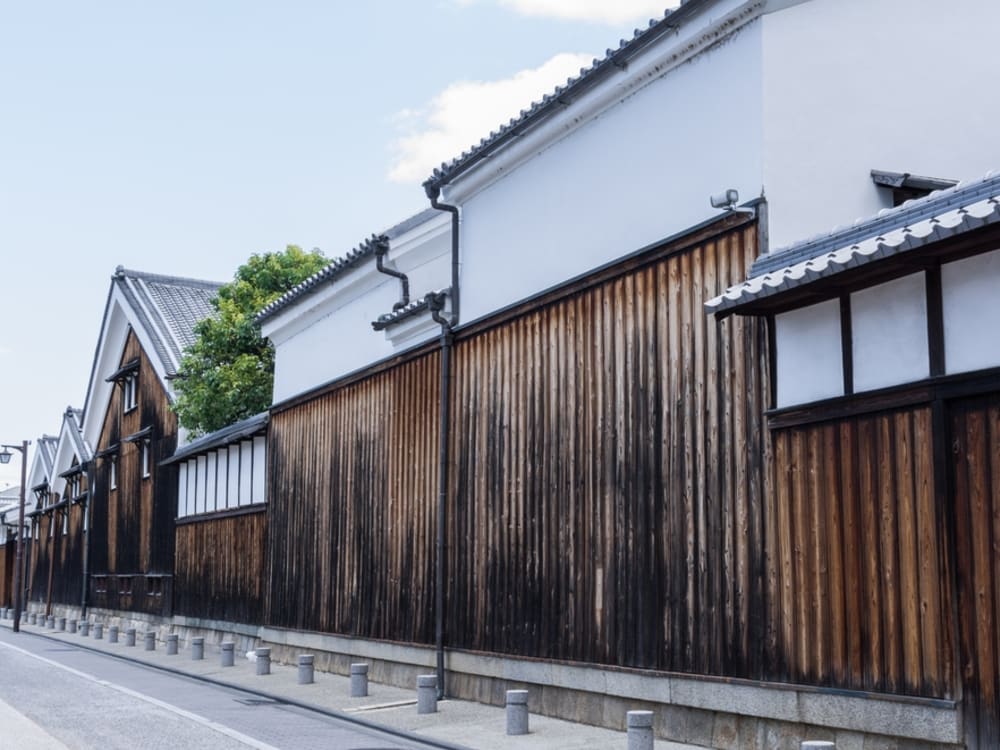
57, 617, 66, 631
126, 628, 136, 647
627, 710, 654, 750
144, 631, 156, 651
93, 623, 103, 639
108, 626, 119, 643
28, 613, 37, 625
506, 689, 529, 736
191, 637, 204, 660
255, 647, 271, 675
68, 619, 77, 634
350, 663, 369, 697
416, 674, 438, 714
79, 620, 89, 637
801, 743, 836, 749
166, 634, 178, 655
221, 641, 235, 667
297, 655, 314, 684
46, 615, 55, 629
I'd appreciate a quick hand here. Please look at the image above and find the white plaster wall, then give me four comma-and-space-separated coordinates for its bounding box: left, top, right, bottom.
851, 272, 929, 393
761, 0, 1000, 251
943, 248, 1000, 374
775, 298, 843, 407
456, 21, 764, 324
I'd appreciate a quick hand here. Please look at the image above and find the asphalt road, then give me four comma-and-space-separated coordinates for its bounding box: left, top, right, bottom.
0, 627, 449, 750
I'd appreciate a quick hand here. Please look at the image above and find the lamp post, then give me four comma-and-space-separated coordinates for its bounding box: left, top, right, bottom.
1, 441, 29, 633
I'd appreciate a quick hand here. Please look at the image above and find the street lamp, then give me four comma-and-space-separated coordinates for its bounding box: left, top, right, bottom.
1, 441, 29, 633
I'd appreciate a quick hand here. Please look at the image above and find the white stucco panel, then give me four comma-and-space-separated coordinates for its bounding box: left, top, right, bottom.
775, 298, 843, 407
455, 21, 764, 324
943, 248, 1000, 375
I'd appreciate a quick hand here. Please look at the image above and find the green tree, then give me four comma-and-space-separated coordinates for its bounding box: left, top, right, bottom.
174, 245, 327, 436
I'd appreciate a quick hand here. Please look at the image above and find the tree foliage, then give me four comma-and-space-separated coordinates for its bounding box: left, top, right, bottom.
173, 245, 327, 437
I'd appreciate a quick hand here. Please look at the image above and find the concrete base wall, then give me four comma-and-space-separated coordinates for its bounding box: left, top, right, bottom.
36, 604, 962, 750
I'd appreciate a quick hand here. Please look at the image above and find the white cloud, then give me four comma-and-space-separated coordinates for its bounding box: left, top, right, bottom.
387, 52, 593, 185
457, 0, 672, 25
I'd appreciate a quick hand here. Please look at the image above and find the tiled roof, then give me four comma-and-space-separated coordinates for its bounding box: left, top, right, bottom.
371, 289, 449, 331
113, 267, 222, 377
35, 435, 58, 479
161, 411, 268, 466
422, 0, 713, 193
706, 171, 1000, 315
62, 406, 92, 464
256, 208, 442, 325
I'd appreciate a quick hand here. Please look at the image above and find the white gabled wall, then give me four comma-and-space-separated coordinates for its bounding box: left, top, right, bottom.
455, 20, 765, 323
265, 214, 451, 404
761, 0, 1000, 250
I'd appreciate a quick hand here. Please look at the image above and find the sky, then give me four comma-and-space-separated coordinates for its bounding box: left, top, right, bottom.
0, 0, 676, 488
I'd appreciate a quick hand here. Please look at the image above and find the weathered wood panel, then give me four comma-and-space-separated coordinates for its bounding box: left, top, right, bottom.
447, 224, 770, 675
265, 352, 441, 642
88, 330, 178, 614
174, 508, 267, 623
0, 538, 14, 608
951, 394, 1000, 747
769, 407, 952, 699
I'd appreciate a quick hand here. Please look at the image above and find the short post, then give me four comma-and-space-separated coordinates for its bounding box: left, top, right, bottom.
255, 647, 271, 676
191, 637, 204, 661
297, 654, 314, 684
46, 615, 54, 629
93, 623, 103, 639
166, 634, 178, 656
506, 689, 529, 736
221, 641, 235, 667
627, 710, 654, 750
108, 625, 119, 644
79, 620, 89, 637
144, 631, 156, 651
801, 743, 836, 749
416, 674, 437, 714
28, 613, 37, 625
125, 628, 136, 647
68, 619, 77, 634
57, 617, 66, 631
350, 663, 369, 697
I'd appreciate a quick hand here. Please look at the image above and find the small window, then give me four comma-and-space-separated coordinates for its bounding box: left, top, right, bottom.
122, 373, 138, 413
33, 521, 38, 541
109, 457, 117, 490
48, 516, 54, 539
83, 501, 88, 533
119, 576, 132, 596
62, 509, 68, 536
147, 577, 163, 598
94, 576, 108, 594
142, 440, 151, 479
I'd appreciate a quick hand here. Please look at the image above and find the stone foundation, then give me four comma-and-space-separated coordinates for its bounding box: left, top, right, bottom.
23, 605, 962, 750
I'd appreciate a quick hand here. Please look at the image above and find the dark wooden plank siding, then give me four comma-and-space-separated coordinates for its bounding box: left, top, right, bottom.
769, 407, 952, 699
87, 330, 178, 615
950, 394, 1000, 747
174, 508, 266, 623
265, 353, 441, 642
446, 225, 770, 675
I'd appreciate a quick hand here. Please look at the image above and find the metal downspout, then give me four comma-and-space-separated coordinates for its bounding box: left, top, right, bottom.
374, 236, 410, 311
426, 184, 460, 701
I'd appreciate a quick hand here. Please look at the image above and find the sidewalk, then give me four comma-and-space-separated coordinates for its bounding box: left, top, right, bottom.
0, 696, 71, 750
3, 617, 701, 750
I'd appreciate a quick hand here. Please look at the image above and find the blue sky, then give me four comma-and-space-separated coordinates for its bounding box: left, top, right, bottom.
0, 1, 673, 487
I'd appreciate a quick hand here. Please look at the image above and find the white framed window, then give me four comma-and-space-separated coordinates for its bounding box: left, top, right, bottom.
122, 373, 138, 413
141, 440, 151, 479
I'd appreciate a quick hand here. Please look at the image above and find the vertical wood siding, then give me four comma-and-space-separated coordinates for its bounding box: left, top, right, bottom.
88, 330, 178, 615
447, 225, 770, 675
0, 539, 14, 607
174, 509, 267, 623
265, 353, 441, 642
951, 394, 1000, 747
769, 407, 953, 699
